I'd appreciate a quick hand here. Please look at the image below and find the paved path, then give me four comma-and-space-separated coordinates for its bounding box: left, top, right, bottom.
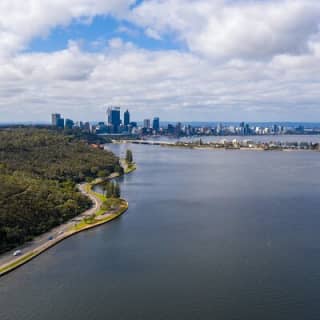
0, 183, 101, 268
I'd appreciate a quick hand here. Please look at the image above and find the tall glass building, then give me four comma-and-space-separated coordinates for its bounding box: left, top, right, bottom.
107, 106, 121, 133
51, 113, 64, 128
124, 109, 130, 127
152, 117, 160, 132
143, 119, 151, 129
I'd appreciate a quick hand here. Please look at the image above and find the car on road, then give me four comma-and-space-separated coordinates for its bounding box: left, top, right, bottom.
13, 250, 22, 257
48, 236, 53, 240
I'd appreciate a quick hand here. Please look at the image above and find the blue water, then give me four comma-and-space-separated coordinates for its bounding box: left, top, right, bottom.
1, 145, 320, 320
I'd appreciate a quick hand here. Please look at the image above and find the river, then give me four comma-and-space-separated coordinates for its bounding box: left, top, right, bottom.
1, 144, 320, 320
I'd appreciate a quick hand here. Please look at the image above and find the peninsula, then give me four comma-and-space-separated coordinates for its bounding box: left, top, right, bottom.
0, 127, 135, 276
0, 176, 131, 276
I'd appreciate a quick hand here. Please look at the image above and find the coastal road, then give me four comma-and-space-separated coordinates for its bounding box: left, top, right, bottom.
0, 183, 101, 268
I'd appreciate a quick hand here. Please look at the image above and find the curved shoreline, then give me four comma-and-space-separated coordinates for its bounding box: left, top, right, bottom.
120, 159, 137, 174
0, 173, 130, 277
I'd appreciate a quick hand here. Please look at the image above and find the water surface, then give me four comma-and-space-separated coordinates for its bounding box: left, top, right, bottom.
1, 145, 320, 320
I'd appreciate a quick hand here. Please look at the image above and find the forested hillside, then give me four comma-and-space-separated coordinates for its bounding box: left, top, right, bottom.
0, 128, 120, 253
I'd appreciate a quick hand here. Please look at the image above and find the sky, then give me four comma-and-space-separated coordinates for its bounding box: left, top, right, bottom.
0, 0, 320, 123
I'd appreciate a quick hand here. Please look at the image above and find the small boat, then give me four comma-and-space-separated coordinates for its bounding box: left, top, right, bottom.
13, 250, 22, 257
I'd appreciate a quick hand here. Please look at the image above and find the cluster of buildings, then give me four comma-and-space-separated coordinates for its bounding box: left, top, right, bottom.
183, 122, 307, 136
96, 107, 160, 135
52, 107, 319, 137
156, 122, 314, 137
51, 113, 90, 131
51, 107, 161, 136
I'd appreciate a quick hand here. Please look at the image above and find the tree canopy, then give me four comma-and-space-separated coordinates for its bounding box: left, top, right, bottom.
0, 128, 120, 253
102, 181, 121, 198
125, 149, 133, 163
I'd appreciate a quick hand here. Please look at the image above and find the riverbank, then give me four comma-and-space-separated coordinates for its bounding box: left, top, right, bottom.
120, 159, 137, 174
0, 172, 130, 277
116, 139, 320, 152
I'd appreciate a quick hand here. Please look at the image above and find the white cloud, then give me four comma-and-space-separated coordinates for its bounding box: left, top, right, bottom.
1, 38, 320, 122
0, 0, 134, 55
0, 0, 320, 122
131, 0, 320, 60
145, 28, 162, 40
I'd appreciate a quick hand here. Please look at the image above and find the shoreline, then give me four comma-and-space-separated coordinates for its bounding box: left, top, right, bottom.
0, 169, 132, 277
116, 140, 320, 152
120, 159, 137, 174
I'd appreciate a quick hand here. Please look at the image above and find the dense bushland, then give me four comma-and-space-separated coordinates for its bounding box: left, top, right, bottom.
0, 128, 120, 253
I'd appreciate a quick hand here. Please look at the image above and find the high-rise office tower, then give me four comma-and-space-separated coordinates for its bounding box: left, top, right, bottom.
143, 119, 151, 129
107, 106, 121, 133
152, 117, 160, 131
124, 109, 130, 127
175, 122, 182, 136
51, 113, 64, 128
65, 118, 74, 129
51, 113, 60, 126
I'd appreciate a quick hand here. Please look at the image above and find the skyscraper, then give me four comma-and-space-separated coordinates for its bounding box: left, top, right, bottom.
175, 122, 182, 136
124, 109, 130, 127
107, 106, 121, 133
51, 113, 60, 126
152, 117, 160, 132
143, 119, 151, 129
51, 113, 64, 128
65, 118, 74, 129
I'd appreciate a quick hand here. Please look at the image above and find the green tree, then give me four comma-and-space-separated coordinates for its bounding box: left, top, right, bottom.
98, 170, 108, 178
114, 182, 121, 198
125, 149, 133, 163
105, 181, 114, 198
114, 163, 124, 175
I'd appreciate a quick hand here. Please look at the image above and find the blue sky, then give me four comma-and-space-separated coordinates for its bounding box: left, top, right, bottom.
27, 15, 182, 54
0, 0, 319, 123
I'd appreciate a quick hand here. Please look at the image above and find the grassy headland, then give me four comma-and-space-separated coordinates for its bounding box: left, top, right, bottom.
124, 162, 137, 174
70, 180, 128, 232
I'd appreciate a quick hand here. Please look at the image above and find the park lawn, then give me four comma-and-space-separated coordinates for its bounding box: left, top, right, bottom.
125, 163, 137, 174
71, 182, 127, 231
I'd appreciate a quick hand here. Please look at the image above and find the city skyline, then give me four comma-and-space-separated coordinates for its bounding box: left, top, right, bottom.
50, 107, 320, 137
1, 1, 320, 122
6, 106, 320, 126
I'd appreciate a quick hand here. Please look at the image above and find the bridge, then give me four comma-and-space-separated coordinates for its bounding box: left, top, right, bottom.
113, 139, 176, 146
